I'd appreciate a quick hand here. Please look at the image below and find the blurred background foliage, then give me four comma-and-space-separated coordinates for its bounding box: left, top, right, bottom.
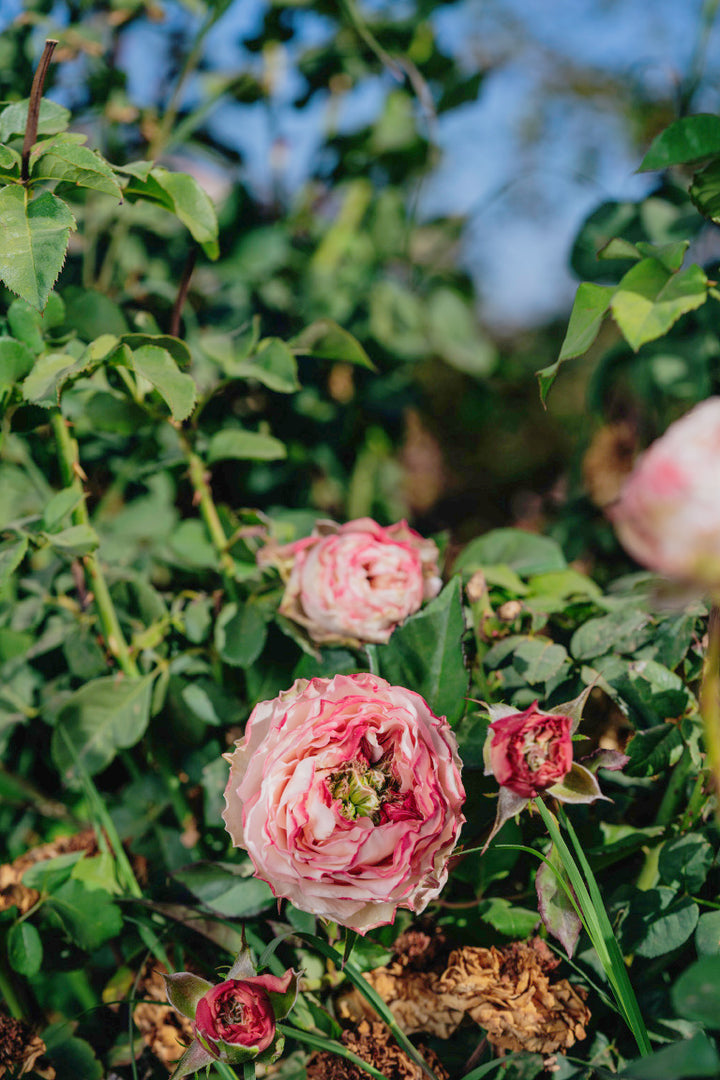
5, 0, 719, 560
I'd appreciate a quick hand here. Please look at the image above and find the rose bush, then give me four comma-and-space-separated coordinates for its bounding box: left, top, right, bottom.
258, 517, 442, 645
222, 673, 465, 933
609, 397, 720, 587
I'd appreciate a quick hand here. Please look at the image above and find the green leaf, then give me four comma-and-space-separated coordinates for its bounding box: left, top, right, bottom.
43, 1024, 103, 1080
42, 487, 85, 531
21, 350, 91, 407
132, 344, 196, 420
0, 536, 28, 590
479, 896, 538, 937
124, 167, 219, 258
207, 429, 287, 463
624, 723, 684, 778
621, 887, 698, 959
610, 258, 708, 351
621, 1032, 720, 1079
225, 337, 300, 393
536, 844, 581, 957
46, 523, 100, 557
559, 282, 616, 362
7, 920, 43, 976
31, 138, 123, 198
690, 157, 720, 224
368, 577, 467, 724
0, 336, 34, 395
658, 834, 714, 894
570, 609, 652, 661
454, 528, 566, 577
63, 289, 128, 340
44, 878, 122, 951
0, 188, 76, 311
0, 144, 20, 173
426, 288, 496, 377
672, 956, 720, 1027
214, 602, 268, 667
121, 332, 190, 368
0, 98, 70, 141
173, 862, 275, 918
639, 114, 720, 170
293, 318, 376, 370
7, 293, 64, 354
696, 910, 720, 957
52, 673, 156, 785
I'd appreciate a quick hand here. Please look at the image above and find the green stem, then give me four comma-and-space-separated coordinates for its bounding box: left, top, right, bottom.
0, 947, 24, 1019
51, 413, 139, 679
182, 436, 238, 600
700, 604, 720, 815
681, 769, 709, 830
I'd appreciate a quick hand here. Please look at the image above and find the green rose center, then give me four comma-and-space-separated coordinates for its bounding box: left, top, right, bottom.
328, 756, 397, 823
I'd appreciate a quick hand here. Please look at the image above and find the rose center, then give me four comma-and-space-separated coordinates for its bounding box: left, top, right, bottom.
218, 998, 245, 1028
522, 731, 552, 773
328, 755, 397, 823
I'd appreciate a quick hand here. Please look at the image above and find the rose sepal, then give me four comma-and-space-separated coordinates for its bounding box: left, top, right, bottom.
168, 1038, 215, 1080
226, 945, 256, 981
257, 970, 299, 1020
546, 761, 609, 804
163, 972, 214, 1020
481, 786, 529, 853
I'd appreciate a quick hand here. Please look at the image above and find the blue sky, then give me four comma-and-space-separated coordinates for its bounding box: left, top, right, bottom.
4, 0, 720, 329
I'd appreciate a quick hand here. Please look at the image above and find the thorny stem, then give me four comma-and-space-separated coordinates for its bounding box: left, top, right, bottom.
180, 433, 238, 601
51, 413, 140, 679
170, 248, 197, 337
21, 39, 57, 183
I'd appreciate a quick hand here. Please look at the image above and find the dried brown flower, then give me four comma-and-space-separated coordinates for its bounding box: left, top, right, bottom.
439, 938, 590, 1055
0, 829, 99, 917
339, 963, 464, 1041
132, 961, 195, 1073
341, 936, 590, 1059
306, 1020, 448, 1080
0, 1013, 55, 1079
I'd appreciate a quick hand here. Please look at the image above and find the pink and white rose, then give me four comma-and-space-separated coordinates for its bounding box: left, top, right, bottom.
258, 518, 442, 645
609, 397, 720, 587
222, 673, 465, 933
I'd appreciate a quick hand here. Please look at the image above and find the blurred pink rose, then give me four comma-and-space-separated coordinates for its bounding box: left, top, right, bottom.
194, 973, 291, 1056
486, 702, 573, 798
609, 398, 720, 586
258, 518, 442, 645
222, 673, 465, 933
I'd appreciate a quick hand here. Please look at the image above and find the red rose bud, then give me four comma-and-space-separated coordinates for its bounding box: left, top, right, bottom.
194, 974, 291, 1055
488, 702, 573, 798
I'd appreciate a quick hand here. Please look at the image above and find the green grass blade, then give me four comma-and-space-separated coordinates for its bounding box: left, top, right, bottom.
297, 933, 439, 1080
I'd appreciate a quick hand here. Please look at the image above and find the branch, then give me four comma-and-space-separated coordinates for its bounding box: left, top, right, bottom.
22, 39, 58, 183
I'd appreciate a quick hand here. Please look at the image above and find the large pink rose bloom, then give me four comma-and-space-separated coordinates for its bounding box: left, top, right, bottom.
609, 398, 720, 586
222, 674, 465, 933
258, 518, 442, 645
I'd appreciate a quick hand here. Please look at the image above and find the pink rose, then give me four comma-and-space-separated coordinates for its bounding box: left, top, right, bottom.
258, 518, 442, 645
194, 974, 289, 1055
608, 398, 720, 586
222, 673, 465, 933
487, 702, 573, 798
